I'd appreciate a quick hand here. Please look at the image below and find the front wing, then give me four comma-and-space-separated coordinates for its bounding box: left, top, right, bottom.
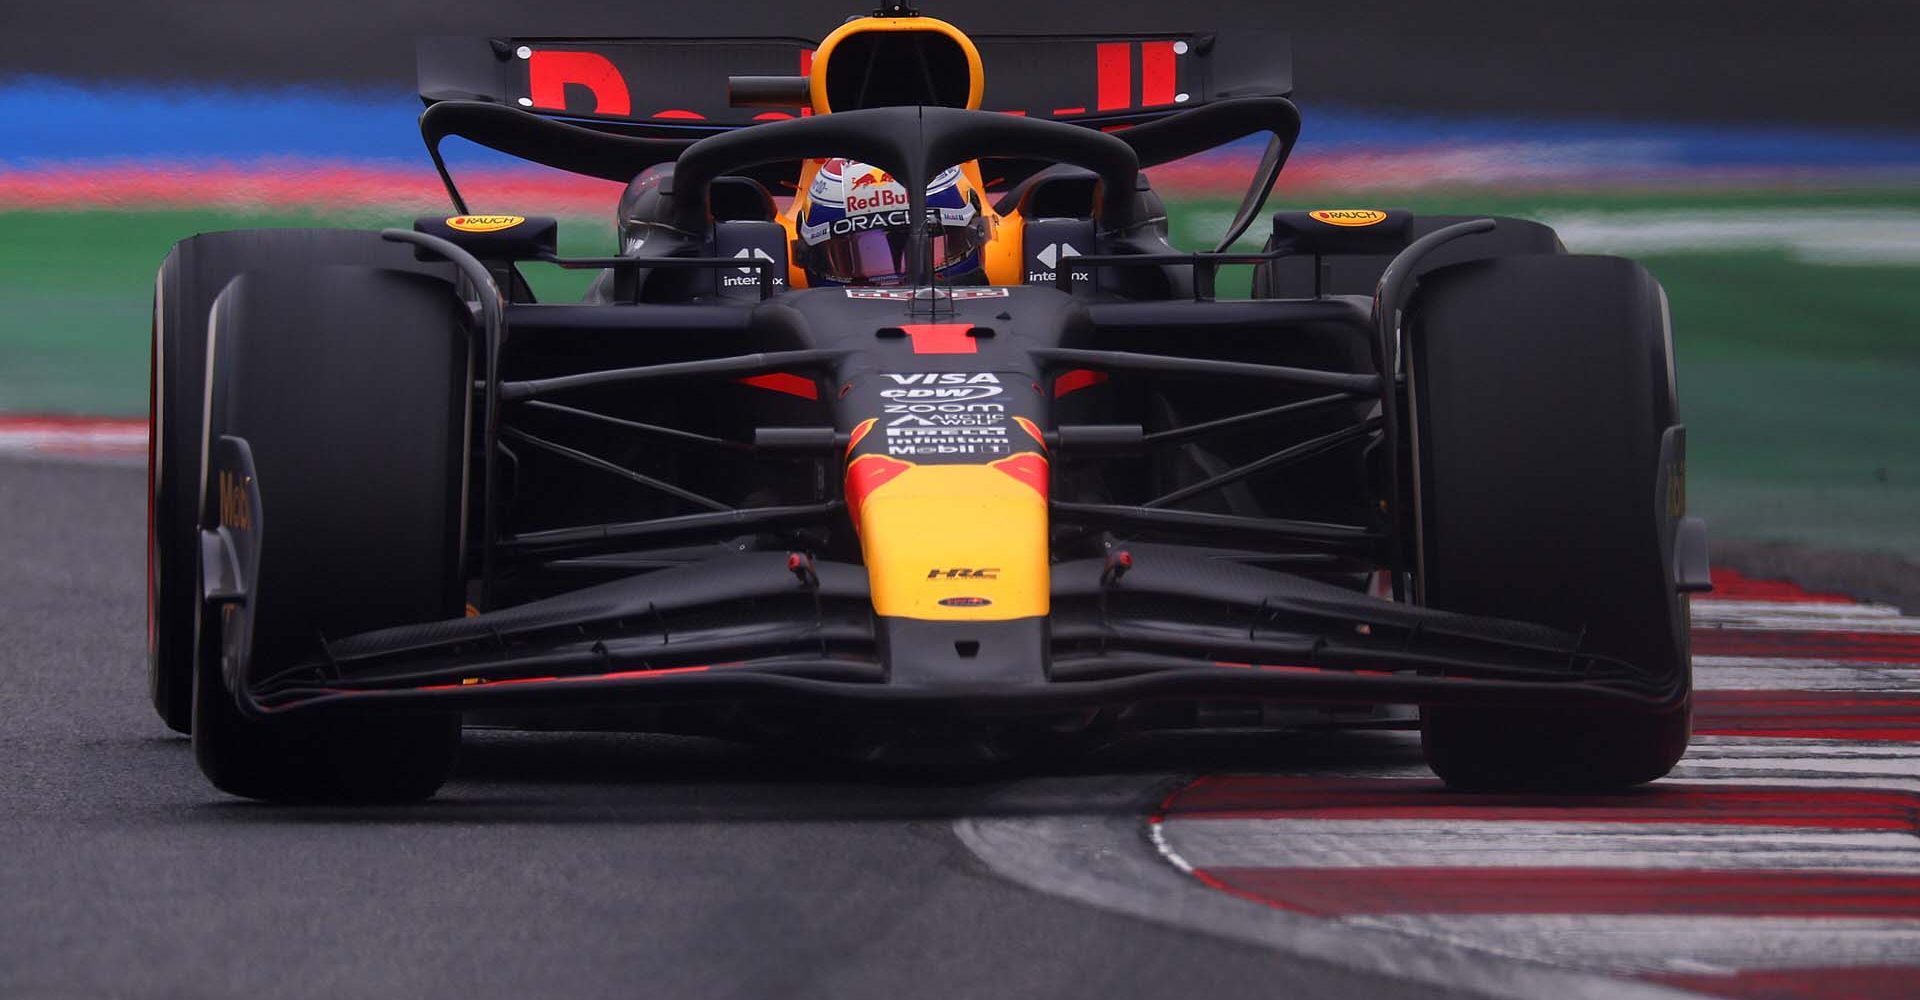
203, 442, 1681, 728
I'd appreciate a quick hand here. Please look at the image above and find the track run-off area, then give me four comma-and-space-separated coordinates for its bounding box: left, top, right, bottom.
965, 574, 1920, 1000
3, 446, 1917, 1000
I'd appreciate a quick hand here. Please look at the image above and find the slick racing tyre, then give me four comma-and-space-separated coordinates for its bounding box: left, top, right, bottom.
1407, 254, 1692, 792
192, 263, 468, 802
149, 230, 446, 732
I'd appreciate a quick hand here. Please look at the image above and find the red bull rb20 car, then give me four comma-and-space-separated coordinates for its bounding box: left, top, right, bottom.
146, 6, 1712, 801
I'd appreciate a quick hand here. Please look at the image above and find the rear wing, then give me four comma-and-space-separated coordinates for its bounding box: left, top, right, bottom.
416, 31, 1290, 138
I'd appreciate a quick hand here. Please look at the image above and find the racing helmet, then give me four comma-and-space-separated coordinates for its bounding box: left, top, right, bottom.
792, 159, 989, 286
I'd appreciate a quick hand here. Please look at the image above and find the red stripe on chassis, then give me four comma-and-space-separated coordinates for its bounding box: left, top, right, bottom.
1649, 966, 1920, 1000
1694, 630, 1920, 663
737, 372, 820, 399
843, 454, 911, 529
1158, 776, 1920, 830
1051, 368, 1108, 398
898, 323, 978, 354
416, 664, 714, 691
846, 417, 877, 455
1193, 867, 1920, 919
1696, 691, 1920, 741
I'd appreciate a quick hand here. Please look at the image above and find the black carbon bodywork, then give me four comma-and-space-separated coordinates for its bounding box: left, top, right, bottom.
200, 255, 1691, 737
188, 64, 1702, 754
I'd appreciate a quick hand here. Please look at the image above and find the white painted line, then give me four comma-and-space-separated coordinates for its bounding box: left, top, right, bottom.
1694, 614, 1920, 635
1693, 600, 1896, 619
1696, 656, 1920, 669
1694, 670, 1920, 690
1662, 774, 1920, 793
1671, 754, 1920, 778
1671, 736, 1920, 789
1146, 818, 1192, 873
1687, 737, 1920, 756
1157, 820, 1920, 872
1356, 915, 1920, 976
1693, 661, 1920, 690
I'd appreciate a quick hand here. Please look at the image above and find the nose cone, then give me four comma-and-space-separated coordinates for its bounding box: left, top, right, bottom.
848, 457, 1049, 621
877, 615, 1051, 689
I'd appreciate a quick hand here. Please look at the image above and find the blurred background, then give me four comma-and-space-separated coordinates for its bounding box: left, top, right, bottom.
1, 0, 1914, 564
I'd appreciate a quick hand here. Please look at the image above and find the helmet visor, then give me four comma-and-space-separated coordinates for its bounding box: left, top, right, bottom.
808, 219, 986, 286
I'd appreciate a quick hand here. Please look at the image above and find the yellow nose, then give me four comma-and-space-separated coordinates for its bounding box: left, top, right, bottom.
849, 455, 1050, 621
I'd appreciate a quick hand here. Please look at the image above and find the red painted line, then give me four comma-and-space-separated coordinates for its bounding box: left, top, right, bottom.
0, 163, 626, 214
898, 323, 978, 355
1052, 107, 1088, 117
1188, 866, 1296, 912
0, 415, 148, 456
1705, 567, 1858, 604
1195, 867, 1920, 918
1052, 368, 1108, 398
1693, 629, 1920, 663
1140, 40, 1179, 107
5, 152, 1885, 213
1096, 42, 1132, 112
1649, 966, 1920, 1000
1696, 690, 1920, 741
0, 415, 147, 430
736, 372, 819, 400
1158, 776, 1920, 830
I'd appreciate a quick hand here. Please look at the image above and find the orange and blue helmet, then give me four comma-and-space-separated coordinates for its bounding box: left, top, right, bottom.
792, 158, 989, 286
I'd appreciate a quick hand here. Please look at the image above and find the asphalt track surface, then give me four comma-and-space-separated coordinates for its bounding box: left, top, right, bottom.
9, 455, 1920, 1000
0, 457, 1461, 1000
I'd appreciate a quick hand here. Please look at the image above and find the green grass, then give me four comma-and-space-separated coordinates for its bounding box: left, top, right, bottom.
0, 209, 613, 414
1158, 189, 1920, 557
3, 196, 1915, 557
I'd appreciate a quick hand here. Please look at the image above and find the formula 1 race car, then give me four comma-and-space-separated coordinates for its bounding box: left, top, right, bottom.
147, 5, 1712, 801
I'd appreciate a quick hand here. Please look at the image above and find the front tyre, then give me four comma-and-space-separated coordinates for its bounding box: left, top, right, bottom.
149, 230, 448, 733
192, 263, 469, 802
1407, 254, 1691, 791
